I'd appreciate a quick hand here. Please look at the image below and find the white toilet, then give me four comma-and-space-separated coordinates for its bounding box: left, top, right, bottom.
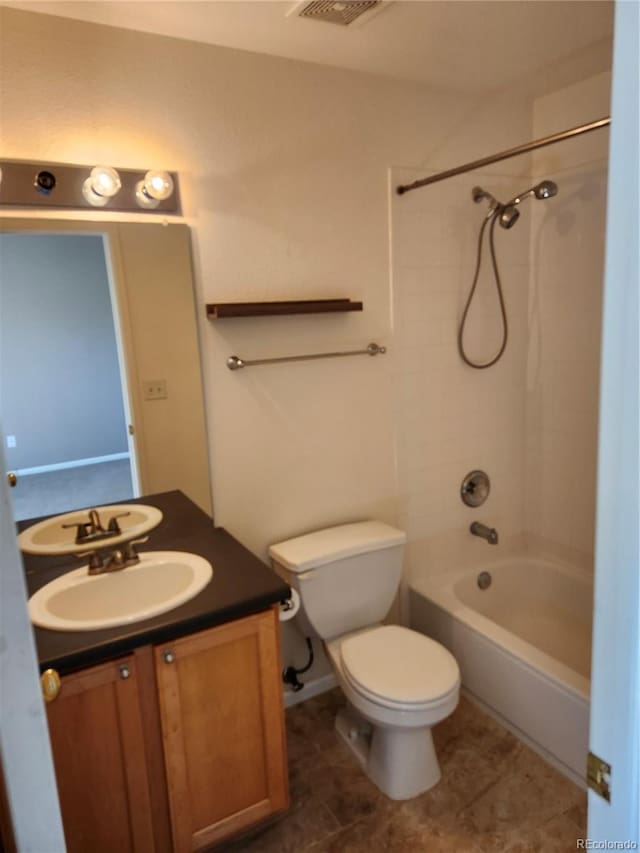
269, 520, 460, 800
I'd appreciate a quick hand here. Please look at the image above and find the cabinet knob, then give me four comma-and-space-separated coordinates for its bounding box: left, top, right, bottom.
119, 664, 131, 680
41, 669, 61, 703
163, 650, 175, 664
7, 472, 17, 488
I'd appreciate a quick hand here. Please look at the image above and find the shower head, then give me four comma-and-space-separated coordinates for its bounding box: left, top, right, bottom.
504, 180, 559, 208
533, 180, 558, 199
498, 179, 559, 228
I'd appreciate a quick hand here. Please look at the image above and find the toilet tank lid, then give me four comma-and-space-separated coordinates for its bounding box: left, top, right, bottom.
268, 521, 406, 573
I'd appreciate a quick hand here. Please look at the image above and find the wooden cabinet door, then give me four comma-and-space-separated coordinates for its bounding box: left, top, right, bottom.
46, 656, 155, 853
155, 608, 289, 852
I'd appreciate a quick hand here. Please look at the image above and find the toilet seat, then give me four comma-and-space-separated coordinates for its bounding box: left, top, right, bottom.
340, 625, 460, 712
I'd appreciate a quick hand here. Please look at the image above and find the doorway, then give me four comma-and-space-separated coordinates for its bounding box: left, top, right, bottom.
0, 232, 139, 520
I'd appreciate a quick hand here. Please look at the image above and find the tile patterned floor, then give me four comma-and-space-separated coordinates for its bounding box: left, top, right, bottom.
221, 690, 587, 853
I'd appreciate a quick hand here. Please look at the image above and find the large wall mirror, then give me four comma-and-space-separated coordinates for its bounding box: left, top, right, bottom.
0, 218, 212, 521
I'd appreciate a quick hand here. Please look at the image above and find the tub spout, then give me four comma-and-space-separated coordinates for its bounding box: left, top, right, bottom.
470, 521, 499, 545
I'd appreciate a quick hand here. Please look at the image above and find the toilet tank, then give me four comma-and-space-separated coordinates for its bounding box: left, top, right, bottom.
269, 521, 406, 640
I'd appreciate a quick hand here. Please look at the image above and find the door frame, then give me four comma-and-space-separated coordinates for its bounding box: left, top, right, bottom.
102, 230, 142, 497
0, 438, 66, 850
588, 0, 639, 842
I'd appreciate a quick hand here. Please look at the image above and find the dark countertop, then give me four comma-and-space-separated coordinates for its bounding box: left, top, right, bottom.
20, 490, 290, 674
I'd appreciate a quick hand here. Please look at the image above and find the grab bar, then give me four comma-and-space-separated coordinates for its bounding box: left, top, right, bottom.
226, 342, 386, 370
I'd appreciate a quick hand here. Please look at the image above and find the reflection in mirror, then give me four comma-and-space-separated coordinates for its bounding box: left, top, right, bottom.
1, 232, 136, 519
0, 218, 212, 521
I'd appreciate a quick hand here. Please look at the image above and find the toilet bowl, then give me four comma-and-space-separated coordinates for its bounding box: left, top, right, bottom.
269, 520, 461, 800
326, 624, 460, 799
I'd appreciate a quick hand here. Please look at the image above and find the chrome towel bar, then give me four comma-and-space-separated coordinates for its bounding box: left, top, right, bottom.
226, 342, 386, 370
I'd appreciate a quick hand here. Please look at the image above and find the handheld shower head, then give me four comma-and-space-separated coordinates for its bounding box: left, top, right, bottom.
499, 206, 520, 229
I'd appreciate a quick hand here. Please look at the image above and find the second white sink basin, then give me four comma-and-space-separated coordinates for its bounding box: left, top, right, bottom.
18, 504, 164, 556
29, 551, 213, 632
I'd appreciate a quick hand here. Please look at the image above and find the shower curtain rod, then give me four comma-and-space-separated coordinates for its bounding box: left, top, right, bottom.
396, 116, 610, 195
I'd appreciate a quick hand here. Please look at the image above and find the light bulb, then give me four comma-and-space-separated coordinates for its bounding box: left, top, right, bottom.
135, 170, 174, 208
135, 180, 159, 209
82, 166, 121, 207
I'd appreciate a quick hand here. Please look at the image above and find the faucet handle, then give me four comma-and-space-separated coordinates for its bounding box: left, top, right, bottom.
74, 550, 105, 573
123, 536, 149, 562
62, 521, 91, 544
106, 511, 131, 534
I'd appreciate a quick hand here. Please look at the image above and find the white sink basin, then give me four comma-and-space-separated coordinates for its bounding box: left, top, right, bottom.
18, 504, 163, 556
29, 551, 213, 632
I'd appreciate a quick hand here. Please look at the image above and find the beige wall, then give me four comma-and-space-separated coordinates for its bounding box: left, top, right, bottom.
0, 7, 534, 560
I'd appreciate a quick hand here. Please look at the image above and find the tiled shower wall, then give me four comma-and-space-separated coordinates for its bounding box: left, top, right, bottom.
525, 72, 611, 573
390, 168, 533, 589
392, 72, 610, 590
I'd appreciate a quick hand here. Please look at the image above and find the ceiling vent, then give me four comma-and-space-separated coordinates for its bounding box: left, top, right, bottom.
289, 1, 388, 27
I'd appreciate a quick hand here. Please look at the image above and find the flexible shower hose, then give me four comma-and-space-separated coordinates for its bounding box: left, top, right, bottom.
458, 209, 508, 369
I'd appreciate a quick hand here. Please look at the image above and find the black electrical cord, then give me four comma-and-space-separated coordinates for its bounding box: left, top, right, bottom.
282, 637, 314, 692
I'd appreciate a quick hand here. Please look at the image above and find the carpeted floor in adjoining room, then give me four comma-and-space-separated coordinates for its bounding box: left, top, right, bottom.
11, 458, 133, 521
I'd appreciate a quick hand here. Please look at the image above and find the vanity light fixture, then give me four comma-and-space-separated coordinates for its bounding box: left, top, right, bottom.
135, 170, 175, 209
82, 166, 122, 207
0, 159, 180, 213
34, 170, 57, 195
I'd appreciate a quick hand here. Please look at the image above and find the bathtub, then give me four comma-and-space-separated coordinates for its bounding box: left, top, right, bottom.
409, 557, 592, 785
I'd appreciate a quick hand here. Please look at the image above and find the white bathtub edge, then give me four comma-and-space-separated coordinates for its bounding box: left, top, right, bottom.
409, 583, 590, 783
410, 574, 591, 699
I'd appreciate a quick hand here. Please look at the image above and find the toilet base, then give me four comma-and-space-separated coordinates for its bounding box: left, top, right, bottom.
335, 705, 441, 801
335, 706, 372, 767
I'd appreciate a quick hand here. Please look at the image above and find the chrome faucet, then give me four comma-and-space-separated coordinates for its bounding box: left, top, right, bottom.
470, 521, 499, 545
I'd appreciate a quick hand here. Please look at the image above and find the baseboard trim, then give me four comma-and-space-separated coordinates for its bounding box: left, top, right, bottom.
16, 452, 130, 477
283, 673, 338, 708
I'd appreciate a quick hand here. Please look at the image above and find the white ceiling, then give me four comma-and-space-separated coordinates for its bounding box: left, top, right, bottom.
5, 0, 614, 95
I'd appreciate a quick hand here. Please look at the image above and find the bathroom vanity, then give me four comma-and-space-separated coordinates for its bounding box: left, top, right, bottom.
18, 491, 291, 853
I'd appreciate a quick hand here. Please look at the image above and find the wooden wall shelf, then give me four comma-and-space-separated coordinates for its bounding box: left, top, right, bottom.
206, 299, 363, 319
